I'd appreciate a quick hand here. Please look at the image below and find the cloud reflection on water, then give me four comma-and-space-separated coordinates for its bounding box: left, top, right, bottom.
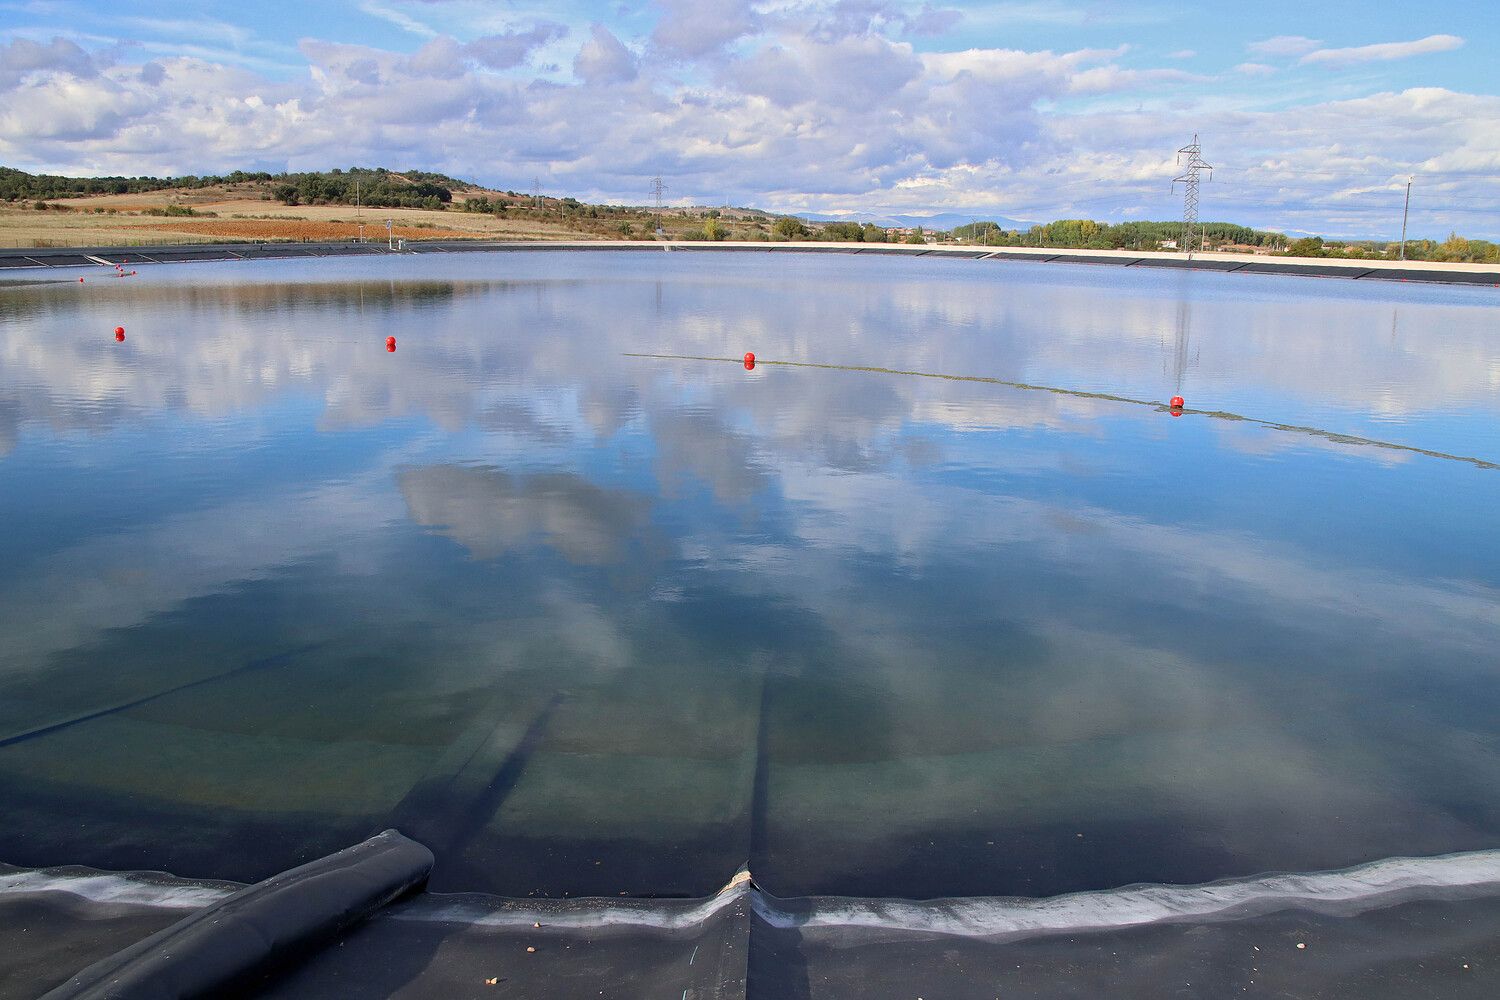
1, 254, 1498, 897
399, 465, 658, 566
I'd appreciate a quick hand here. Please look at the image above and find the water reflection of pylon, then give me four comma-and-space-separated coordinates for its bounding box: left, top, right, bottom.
1168, 299, 1199, 395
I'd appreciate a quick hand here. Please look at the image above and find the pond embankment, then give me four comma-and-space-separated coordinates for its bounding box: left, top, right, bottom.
3, 239, 1498, 286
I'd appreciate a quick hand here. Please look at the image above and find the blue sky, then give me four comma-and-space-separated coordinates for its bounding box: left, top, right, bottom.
1, 1, 1497, 238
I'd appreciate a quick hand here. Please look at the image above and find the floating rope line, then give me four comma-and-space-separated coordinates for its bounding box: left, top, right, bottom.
0, 646, 318, 750
624, 353, 1498, 471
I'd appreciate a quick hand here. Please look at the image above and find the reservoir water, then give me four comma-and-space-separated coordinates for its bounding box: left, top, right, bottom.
1, 252, 1497, 902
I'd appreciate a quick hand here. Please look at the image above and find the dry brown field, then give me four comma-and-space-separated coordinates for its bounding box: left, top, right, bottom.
0, 185, 649, 247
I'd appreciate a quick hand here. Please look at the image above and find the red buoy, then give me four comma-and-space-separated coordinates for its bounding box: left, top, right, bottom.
744, 358, 755, 370
79, 277, 85, 283
115, 330, 125, 342
1169, 395, 1185, 409
386, 336, 396, 353
744, 351, 755, 365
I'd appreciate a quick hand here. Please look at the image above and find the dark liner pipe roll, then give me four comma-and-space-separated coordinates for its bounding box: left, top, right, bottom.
42, 829, 433, 1000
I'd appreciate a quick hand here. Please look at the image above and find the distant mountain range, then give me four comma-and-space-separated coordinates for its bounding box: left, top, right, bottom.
796, 210, 1032, 232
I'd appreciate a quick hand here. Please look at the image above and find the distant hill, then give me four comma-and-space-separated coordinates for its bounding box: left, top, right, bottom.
0, 166, 482, 208
799, 210, 1032, 232
7, 165, 1494, 261
267, 168, 484, 209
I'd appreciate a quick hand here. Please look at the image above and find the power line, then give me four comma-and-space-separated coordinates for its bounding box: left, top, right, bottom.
1216, 164, 1500, 182
965, 149, 1494, 235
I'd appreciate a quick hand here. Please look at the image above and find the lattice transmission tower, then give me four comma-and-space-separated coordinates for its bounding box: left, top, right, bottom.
1172, 134, 1213, 257
650, 176, 667, 235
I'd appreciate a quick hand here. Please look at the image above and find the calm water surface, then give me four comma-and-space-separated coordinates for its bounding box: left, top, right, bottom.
1, 252, 1498, 900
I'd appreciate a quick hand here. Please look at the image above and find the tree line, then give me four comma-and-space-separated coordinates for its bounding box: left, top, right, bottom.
0, 166, 470, 209
774, 218, 926, 243
948, 217, 1499, 262
1, 166, 277, 200
951, 218, 1285, 250
269, 168, 463, 209
1283, 234, 1500, 264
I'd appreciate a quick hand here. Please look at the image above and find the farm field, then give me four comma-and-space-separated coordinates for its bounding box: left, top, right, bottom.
0, 186, 625, 247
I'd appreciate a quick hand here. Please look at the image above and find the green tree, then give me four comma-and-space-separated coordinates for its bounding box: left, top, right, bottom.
905, 226, 926, 245
773, 216, 809, 239
953, 221, 1001, 242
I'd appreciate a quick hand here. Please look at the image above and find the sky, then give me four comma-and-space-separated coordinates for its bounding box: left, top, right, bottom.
1, 0, 1497, 238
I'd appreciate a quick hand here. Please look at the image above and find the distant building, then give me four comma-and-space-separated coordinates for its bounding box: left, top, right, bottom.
1219, 242, 1272, 255
1158, 239, 1179, 250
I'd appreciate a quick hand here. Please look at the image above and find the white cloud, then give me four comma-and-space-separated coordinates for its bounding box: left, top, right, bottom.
1301, 34, 1464, 68
650, 0, 759, 59
958, 2, 1168, 30
114, 15, 257, 49
907, 4, 963, 37
1067, 65, 1200, 94
1246, 35, 1322, 58
407, 35, 469, 79
727, 34, 921, 112
0, 35, 97, 88
358, 1, 438, 39
395, 26, 566, 78
573, 24, 638, 85
468, 23, 570, 70
0, 72, 150, 142
919, 44, 1123, 89
0, 6, 1496, 236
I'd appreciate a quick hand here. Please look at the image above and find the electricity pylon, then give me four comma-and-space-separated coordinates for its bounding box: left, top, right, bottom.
650, 176, 667, 235
1172, 135, 1213, 258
